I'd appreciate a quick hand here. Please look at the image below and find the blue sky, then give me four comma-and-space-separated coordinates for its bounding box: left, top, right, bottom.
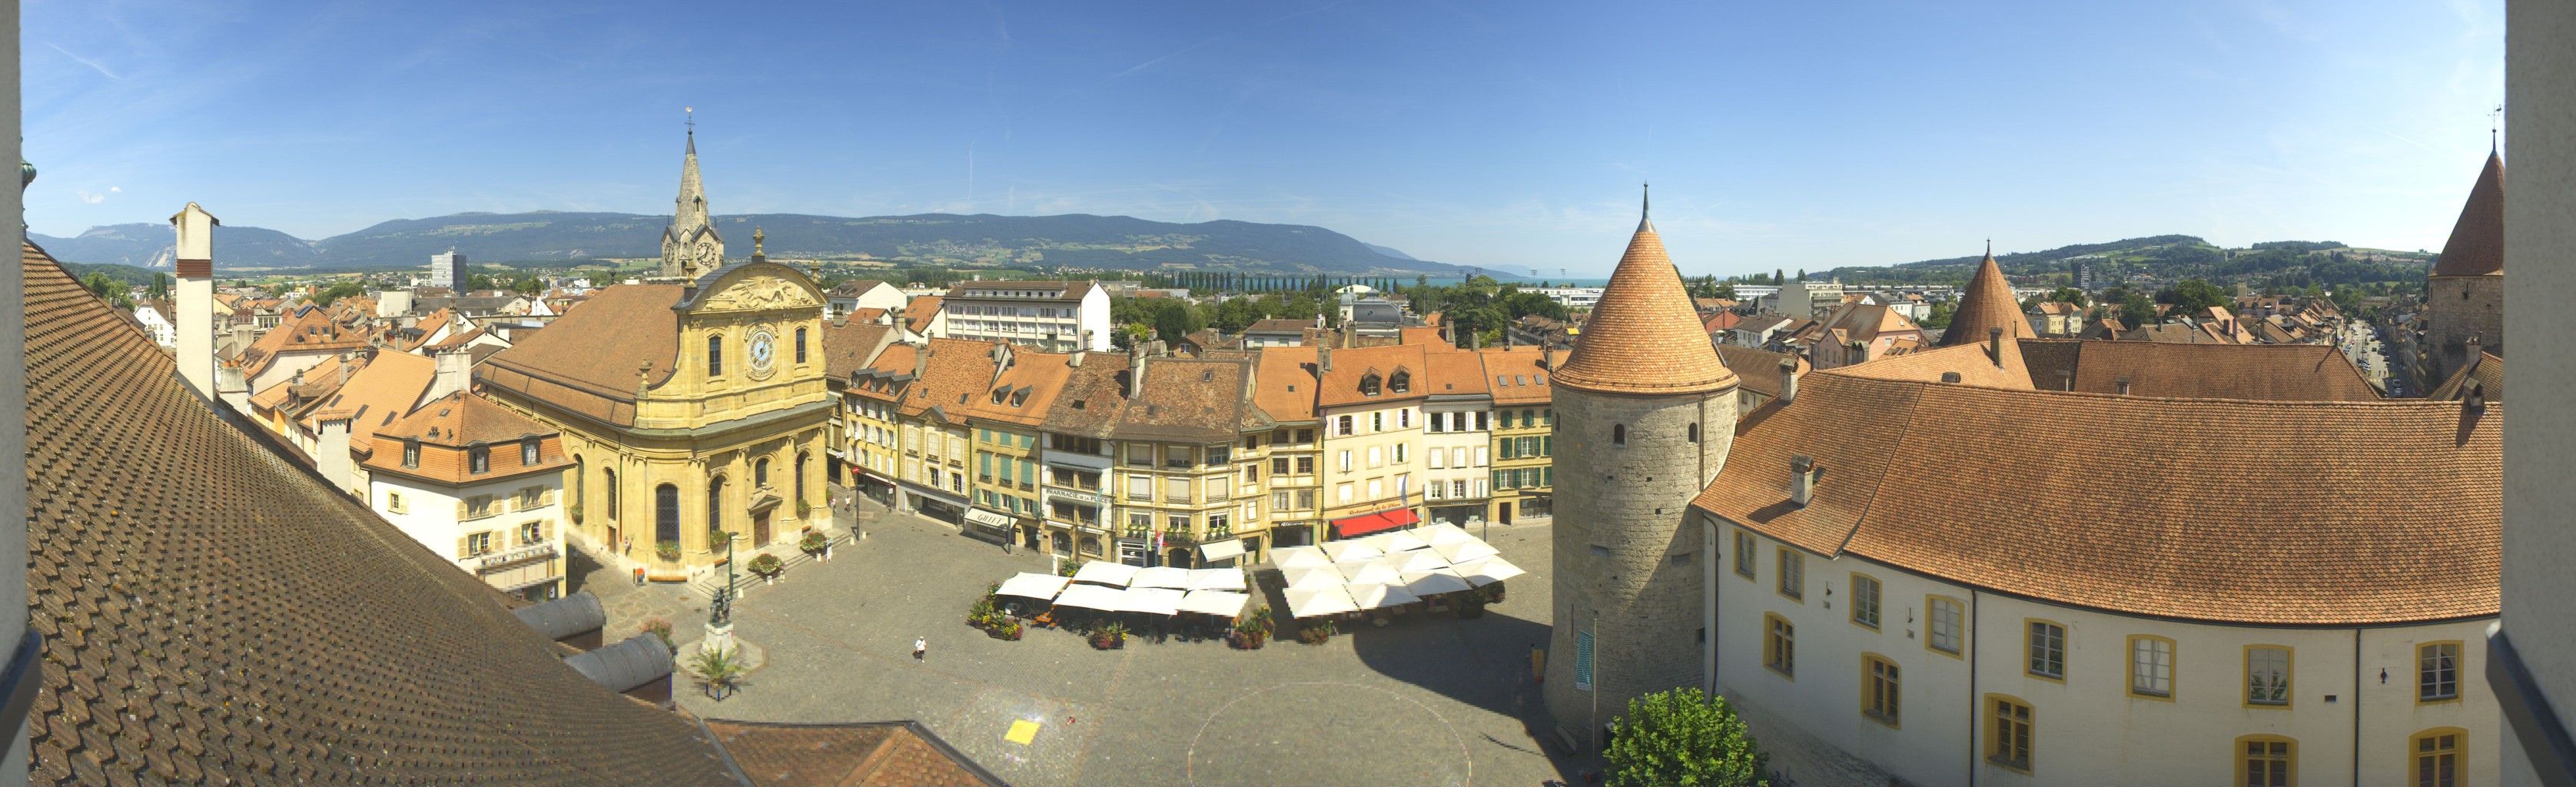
25, 1, 2503, 276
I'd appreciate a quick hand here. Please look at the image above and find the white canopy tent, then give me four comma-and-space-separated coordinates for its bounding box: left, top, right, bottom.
1071, 561, 1140, 587
1185, 568, 1248, 592
1284, 585, 1360, 618
1320, 541, 1383, 563
995, 572, 1071, 601
1346, 582, 1422, 609
1414, 523, 1476, 548
1270, 546, 1333, 570
1432, 538, 1500, 563
1401, 569, 1475, 597
1449, 556, 1527, 586
1051, 583, 1129, 612
1198, 538, 1247, 564
1363, 530, 1430, 554
1282, 567, 1346, 592
1177, 589, 1251, 617
1336, 560, 1401, 586
1389, 549, 1452, 574
1118, 586, 1187, 616
1130, 566, 1193, 589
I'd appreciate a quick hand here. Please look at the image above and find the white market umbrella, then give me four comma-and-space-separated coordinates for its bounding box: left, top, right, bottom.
1416, 523, 1476, 548
1389, 550, 1452, 574
1402, 569, 1475, 597
1271, 546, 1333, 570
1373, 530, 1431, 553
995, 572, 1071, 600
1451, 556, 1527, 587
1119, 586, 1187, 616
1177, 589, 1251, 617
1346, 582, 1422, 609
1337, 560, 1401, 586
1071, 561, 1140, 587
1284, 585, 1360, 618
1051, 583, 1128, 612
1186, 568, 1249, 592
1283, 567, 1346, 592
1432, 538, 1500, 563
1131, 566, 1193, 589
1320, 540, 1383, 563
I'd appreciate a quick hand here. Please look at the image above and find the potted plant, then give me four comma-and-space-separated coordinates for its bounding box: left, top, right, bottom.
989, 617, 1023, 640
1057, 560, 1083, 578
1477, 583, 1506, 605
1299, 623, 1333, 645
800, 530, 828, 556
796, 499, 813, 520
639, 616, 676, 653
568, 503, 583, 524
1232, 616, 1268, 649
1091, 622, 1128, 650
654, 540, 682, 563
690, 646, 747, 702
748, 553, 784, 583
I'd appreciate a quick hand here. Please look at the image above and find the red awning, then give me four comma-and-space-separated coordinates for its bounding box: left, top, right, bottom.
1329, 507, 1421, 539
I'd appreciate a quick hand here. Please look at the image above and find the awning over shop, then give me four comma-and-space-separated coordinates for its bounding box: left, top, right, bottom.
997, 572, 1071, 601
1131, 566, 1192, 589
1052, 583, 1127, 611
1328, 506, 1419, 539
1118, 586, 1186, 616
1185, 568, 1248, 592
1198, 538, 1247, 563
964, 508, 1017, 530
1177, 589, 1250, 617
1071, 561, 1140, 587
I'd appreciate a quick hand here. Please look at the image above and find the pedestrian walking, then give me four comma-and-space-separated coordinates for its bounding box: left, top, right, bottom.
913, 636, 927, 661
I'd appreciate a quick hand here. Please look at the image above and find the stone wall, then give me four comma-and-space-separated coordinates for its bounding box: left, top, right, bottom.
2423, 274, 2504, 383
1543, 383, 1735, 742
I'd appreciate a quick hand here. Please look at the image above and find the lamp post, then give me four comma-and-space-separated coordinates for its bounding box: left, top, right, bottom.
1589, 607, 1601, 754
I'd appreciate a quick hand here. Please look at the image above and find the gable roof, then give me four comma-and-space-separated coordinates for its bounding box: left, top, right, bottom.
2015, 338, 2379, 400
2431, 151, 2506, 277
300, 350, 437, 449
822, 319, 895, 381
1316, 344, 1431, 408
1476, 345, 1568, 406
1115, 357, 1259, 442
1552, 215, 1736, 395
1251, 346, 1320, 422
1691, 368, 2499, 626
1715, 344, 1807, 400
478, 282, 685, 427
2430, 350, 2505, 402
20, 241, 743, 784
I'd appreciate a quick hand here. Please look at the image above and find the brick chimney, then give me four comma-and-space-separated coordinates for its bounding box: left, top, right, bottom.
171, 202, 219, 398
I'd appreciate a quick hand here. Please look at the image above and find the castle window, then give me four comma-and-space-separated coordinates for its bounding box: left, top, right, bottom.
2237, 736, 2294, 787
1777, 548, 1803, 601
1864, 655, 1900, 727
1688, 423, 1701, 443
2247, 646, 2292, 706
2418, 642, 2461, 702
1612, 424, 1626, 446
708, 335, 725, 376
1764, 613, 1795, 678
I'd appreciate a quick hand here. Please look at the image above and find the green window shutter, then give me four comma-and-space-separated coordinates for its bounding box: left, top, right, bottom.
1020, 459, 1035, 484
979, 453, 991, 476
1543, 467, 1553, 487
1542, 436, 1552, 457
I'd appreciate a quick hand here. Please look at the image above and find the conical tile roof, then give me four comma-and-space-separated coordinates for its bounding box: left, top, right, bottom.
1554, 210, 1736, 396
1936, 250, 2035, 347
2431, 151, 2505, 277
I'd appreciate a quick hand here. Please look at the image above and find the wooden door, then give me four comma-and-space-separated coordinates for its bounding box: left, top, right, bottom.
752, 511, 771, 547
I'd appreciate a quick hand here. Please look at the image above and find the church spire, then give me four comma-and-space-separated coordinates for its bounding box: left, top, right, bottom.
659, 111, 724, 279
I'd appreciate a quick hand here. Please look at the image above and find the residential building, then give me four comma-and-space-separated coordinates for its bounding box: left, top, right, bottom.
1716, 344, 1807, 416
1313, 344, 1431, 540
1253, 346, 1326, 549
892, 338, 987, 531
1419, 347, 1494, 530
2025, 301, 2084, 336
934, 280, 1113, 352
363, 392, 571, 601
1243, 317, 1320, 347
819, 318, 903, 503
133, 299, 177, 347
1110, 354, 1270, 566
1478, 344, 1565, 526
825, 278, 905, 321
1799, 302, 1925, 370
1037, 350, 1128, 561
958, 343, 1074, 549
1730, 312, 1801, 349
430, 249, 467, 291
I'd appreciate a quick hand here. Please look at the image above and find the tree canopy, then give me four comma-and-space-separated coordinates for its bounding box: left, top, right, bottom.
1605, 687, 1768, 787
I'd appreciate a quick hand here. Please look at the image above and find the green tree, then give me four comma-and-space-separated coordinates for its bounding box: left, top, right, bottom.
81, 272, 135, 310
2156, 278, 2230, 314
2119, 291, 2157, 330
147, 273, 173, 300
513, 276, 545, 296
1920, 301, 1955, 329
1794, 268, 1806, 281
1773, 269, 1784, 286
2044, 286, 2086, 306
313, 281, 368, 307
1151, 301, 1202, 343
1605, 687, 1768, 787
466, 273, 496, 292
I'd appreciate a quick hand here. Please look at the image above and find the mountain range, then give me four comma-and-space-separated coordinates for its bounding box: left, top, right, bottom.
29, 211, 1458, 277
1816, 234, 2435, 288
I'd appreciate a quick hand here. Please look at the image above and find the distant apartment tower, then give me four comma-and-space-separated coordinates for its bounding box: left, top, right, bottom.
430, 249, 468, 291
2073, 260, 2098, 290
934, 280, 1113, 352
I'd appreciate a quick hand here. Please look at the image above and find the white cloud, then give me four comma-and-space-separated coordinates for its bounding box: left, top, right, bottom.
75, 186, 121, 204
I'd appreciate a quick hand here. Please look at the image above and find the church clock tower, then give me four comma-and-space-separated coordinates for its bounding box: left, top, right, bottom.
659, 111, 725, 280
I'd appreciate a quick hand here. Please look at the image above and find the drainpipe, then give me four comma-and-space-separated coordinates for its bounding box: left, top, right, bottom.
2352, 628, 2362, 787
1968, 589, 1980, 787
1703, 514, 1718, 698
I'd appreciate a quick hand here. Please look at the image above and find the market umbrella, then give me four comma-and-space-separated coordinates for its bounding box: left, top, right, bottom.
1282, 567, 1346, 592
1401, 569, 1474, 597
1346, 582, 1422, 609
1270, 546, 1333, 570
1415, 522, 1476, 548
1118, 586, 1187, 616
1131, 566, 1193, 589
1336, 559, 1401, 586
1186, 568, 1248, 592
1320, 540, 1383, 563
1432, 538, 1500, 563
995, 572, 1071, 600
1177, 589, 1250, 617
1051, 583, 1128, 612
1371, 530, 1431, 553
1071, 561, 1140, 587
1284, 585, 1360, 618
1389, 549, 1452, 574
1450, 556, 1527, 586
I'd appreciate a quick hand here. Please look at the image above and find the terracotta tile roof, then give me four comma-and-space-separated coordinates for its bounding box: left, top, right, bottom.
1937, 251, 2037, 347
1116, 357, 1259, 442
234, 305, 375, 377
1475, 345, 1565, 406
2430, 151, 2505, 277
20, 241, 741, 784
2429, 350, 2504, 402
1552, 219, 1737, 395
1041, 358, 1133, 437
2124, 323, 2215, 344
1316, 344, 1431, 408
822, 319, 895, 380
1691, 368, 2500, 625
1251, 345, 1320, 421
705, 719, 1006, 787
1399, 326, 1448, 347
251, 352, 363, 413
1831, 338, 2032, 390
1423, 347, 1492, 397
2015, 338, 2378, 400
828, 278, 891, 297
849, 307, 888, 324
1244, 318, 1313, 334
479, 283, 685, 427
901, 337, 1005, 425
955, 344, 1076, 427
300, 350, 437, 449
904, 295, 944, 334
1701, 310, 1741, 334
362, 392, 570, 485
1715, 344, 1806, 400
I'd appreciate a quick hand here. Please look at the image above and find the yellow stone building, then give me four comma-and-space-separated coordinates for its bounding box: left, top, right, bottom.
1479, 344, 1565, 524
480, 258, 832, 576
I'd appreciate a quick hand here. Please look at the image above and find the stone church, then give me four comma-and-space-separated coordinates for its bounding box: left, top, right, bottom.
660, 118, 725, 280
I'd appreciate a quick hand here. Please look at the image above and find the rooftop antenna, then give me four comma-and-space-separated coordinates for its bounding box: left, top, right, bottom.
2491, 104, 2504, 154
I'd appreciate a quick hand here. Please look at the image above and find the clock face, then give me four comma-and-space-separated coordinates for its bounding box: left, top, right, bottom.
695, 243, 720, 266
747, 329, 778, 378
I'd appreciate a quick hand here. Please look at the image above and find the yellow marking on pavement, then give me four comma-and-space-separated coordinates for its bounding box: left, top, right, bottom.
1005, 719, 1041, 745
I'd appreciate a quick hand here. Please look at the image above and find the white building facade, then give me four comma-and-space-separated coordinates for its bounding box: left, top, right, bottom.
934, 281, 1113, 352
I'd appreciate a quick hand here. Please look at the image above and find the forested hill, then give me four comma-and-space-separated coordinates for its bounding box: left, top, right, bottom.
34, 211, 1460, 277
1817, 235, 2435, 288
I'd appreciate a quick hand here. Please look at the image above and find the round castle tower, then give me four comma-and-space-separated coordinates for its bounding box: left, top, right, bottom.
1542, 192, 1738, 745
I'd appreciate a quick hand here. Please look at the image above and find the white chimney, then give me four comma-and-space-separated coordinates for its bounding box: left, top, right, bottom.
314, 412, 357, 496
1788, 455, 1815, 507
426, 347, 472, 404
215, 365, 250, 412
1070, 330, 1090, 367
1777, 358, 1798, 405
171, 202, 219, 398
1127, 347, 1147, 399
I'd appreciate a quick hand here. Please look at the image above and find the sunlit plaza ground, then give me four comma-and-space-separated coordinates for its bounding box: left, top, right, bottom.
578, 495, 1579, 787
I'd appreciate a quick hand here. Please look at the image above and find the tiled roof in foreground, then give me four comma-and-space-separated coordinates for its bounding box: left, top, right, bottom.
1691, 367, 2499, 626
22, 242, 741, 783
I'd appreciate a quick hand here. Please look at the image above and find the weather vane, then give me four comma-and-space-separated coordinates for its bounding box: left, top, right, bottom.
2491, 104, 2503, 152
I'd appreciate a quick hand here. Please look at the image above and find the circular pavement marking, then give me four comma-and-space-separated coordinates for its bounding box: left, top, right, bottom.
1186, 680, 1472, 787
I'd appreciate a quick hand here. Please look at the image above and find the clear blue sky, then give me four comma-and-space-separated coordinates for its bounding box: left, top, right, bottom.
25, 1, 2503, 277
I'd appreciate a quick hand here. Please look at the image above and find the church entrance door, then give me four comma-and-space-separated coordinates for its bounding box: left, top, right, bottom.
752, 511, 772, 547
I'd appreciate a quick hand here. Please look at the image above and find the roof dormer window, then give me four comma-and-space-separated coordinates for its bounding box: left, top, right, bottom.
1389, 370, 1411, 394
1359, 373, 1382, 397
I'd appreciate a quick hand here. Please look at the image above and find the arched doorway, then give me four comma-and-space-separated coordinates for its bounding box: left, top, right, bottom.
1164, 548, 1195, 568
